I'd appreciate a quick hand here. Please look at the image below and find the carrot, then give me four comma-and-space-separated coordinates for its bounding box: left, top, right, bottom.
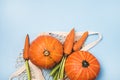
63, 28, 75, 55
23, 34, 30, 60
50, 28, 75, 80
23, 34, 31, 80
73, 31, 88, 51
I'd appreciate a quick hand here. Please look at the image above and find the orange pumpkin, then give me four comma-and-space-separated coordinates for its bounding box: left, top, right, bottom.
65, 51, 100, 80
29, 35, 63, 69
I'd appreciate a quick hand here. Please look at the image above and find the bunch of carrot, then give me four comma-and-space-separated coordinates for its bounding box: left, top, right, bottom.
50, 28, 88, 80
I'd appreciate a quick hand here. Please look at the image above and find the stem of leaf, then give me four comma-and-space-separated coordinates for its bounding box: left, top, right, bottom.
25, 60, 31, 80
58, 56, 66, 79
50, 63, 60, 76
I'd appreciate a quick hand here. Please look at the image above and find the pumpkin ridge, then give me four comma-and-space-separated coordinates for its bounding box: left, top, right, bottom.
48, 39, 63, 55
57, 44, 63, 52
44, 56, 55, 68
44, 36, 52, 49
45, 36, 52, 50
48, 37, 56, 50
44, 57, 48, 68
86, 53, 95, 62
86, 69, 90, 80
86, 69, 90, 79
51, 46, 63, 55
65, 68, 77, 79
52, 52, 63, 57
80, 68, 89, 80
88, 67, 97, 77
90, 64, 100, 68
50, 38, 55, 47
71, 57, 82, 64
38, 36, 47, 48
48, 55, 58, 64
73, 52, 83, 62
32, 39, 45, 52
65, 63, 81, 66
84, 51, 91, 60
89, 58, 97, 63
45, 35, 49, 46
69, 54, 82, 63
88, 57, 95, 63
79, 51, 85, 60
74, 68, 83, 80
50, 53, 63, 63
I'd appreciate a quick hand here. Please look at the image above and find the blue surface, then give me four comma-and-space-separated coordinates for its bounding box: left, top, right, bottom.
0, 0, 120, 80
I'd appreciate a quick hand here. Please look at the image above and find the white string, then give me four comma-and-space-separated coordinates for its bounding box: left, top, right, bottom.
9, 60, 45, 80
29, 60, 45, 80
9, 64, 26, 80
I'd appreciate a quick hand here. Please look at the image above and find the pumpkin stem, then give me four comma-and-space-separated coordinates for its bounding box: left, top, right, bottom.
82, 60, 89, 68
44, 50, 50, 56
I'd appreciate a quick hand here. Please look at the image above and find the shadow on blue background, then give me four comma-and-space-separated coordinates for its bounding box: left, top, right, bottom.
97, 64, 104, 80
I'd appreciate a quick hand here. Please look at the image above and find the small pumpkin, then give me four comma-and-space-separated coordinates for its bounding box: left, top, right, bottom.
29, 35, 63, 69
65, 51, 100, 80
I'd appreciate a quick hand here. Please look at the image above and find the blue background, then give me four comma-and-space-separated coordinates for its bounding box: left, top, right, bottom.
0, 0, 120, 80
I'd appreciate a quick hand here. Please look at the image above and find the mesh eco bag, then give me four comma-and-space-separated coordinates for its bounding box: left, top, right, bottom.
9, 31, 102, 80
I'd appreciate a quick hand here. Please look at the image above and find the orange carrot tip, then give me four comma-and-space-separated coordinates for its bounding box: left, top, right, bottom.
23, 34, 30, 60
73, 31, 88, 51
